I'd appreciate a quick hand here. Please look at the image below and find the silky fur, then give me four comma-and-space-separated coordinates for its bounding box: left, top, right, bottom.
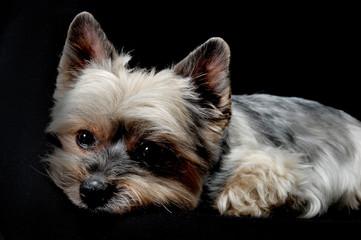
45, 12, 361, 218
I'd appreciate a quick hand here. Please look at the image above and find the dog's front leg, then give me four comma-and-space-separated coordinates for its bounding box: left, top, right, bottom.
213, 146, 304, 217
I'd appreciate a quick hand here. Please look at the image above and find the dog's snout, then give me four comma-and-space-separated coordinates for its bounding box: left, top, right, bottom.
80, 177, 113, 209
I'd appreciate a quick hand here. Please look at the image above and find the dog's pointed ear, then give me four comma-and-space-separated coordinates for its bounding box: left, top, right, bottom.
174, 38, 231, 125
57, 12, 117, 88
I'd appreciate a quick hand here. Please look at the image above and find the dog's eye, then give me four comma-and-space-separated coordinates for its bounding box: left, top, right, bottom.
136, 142, 177, 168
76, 130, 97, 149
140, 142, 164, 164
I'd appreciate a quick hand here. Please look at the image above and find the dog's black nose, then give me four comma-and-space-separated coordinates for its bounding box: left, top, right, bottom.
80, 177, 113, 209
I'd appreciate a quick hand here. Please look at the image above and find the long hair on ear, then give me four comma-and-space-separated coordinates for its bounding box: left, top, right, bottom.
174, 37, 232, 130
57, 12, 117, 89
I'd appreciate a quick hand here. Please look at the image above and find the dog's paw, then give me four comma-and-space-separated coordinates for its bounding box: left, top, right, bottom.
214, 174, 282, 217
213, 148, 303, 217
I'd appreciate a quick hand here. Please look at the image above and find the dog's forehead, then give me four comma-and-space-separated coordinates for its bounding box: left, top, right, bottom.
64, 65, 192, 131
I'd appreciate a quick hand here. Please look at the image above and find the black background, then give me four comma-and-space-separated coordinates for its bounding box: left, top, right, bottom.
0, 1, 359, 239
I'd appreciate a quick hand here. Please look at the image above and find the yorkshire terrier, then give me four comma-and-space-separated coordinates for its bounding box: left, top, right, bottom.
45, 12, 361, 218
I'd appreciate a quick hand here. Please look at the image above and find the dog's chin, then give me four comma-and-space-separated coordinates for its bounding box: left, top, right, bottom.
75, 198, 128, 215
78, 199, 175, 216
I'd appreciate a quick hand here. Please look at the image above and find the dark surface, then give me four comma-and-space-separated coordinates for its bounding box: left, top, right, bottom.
0, 1, 359, 239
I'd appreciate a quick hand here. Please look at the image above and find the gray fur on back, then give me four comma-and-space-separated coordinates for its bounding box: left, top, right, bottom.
231, 94, 359, 164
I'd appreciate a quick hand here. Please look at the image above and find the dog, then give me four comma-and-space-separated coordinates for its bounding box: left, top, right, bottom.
44, 12, 361, 218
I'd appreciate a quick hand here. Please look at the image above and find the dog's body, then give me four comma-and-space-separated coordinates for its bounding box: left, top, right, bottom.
45, 12, 361, 218
208, 94, 361, 217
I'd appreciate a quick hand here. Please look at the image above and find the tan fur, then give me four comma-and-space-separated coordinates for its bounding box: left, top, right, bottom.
215, 146, 305, 216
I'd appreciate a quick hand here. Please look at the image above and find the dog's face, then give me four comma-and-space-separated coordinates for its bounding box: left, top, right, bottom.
45, 12, 231, 214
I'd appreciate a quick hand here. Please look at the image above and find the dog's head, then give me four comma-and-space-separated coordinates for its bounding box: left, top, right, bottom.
45, 12, 231, 214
